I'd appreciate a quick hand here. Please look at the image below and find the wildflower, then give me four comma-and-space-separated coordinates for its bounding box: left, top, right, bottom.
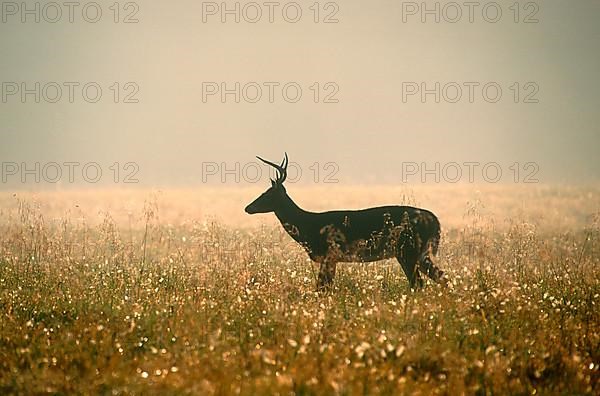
355, 342, 371, 359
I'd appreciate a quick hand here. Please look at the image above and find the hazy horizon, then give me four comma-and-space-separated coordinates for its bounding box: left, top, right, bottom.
1, 0, 599, 189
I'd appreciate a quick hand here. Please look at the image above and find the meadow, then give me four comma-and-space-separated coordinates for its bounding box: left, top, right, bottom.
0, 184, 598, 394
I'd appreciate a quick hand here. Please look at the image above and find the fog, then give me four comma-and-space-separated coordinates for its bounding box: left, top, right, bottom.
1, 0, 599, 188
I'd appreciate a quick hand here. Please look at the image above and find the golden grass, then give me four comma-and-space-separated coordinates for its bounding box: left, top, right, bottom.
1, 184, 598, 230
0, 184, 599, 394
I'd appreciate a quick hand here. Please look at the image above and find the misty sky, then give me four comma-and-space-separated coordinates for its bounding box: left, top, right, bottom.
1, 0, 599, 187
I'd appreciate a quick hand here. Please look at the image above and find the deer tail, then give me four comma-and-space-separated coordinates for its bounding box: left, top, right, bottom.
430, 220, 441, 256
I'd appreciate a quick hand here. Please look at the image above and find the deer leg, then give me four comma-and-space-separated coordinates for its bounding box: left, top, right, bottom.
396, 243, 423, 289
317, 260, 337, 290
396, 256, 423, 289
417, 250, 446, 284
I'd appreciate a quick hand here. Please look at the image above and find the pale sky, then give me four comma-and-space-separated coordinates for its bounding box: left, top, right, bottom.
1, 0, 599, 187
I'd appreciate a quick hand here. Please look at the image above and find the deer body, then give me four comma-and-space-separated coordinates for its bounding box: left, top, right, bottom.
246, 154, 445, 289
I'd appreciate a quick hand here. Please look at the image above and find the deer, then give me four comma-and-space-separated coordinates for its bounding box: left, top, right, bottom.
245, 153, 446, 290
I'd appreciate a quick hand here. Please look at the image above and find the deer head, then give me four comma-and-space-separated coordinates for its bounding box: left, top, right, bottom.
245, 153, 289, 214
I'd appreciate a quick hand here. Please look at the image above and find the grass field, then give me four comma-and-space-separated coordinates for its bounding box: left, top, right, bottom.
0, 185, 599, 394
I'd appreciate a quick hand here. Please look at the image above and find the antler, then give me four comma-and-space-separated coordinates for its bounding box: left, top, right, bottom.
257, 152, 288, 184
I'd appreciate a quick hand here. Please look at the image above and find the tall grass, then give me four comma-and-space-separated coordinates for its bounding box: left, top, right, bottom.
0, 187, 598, 394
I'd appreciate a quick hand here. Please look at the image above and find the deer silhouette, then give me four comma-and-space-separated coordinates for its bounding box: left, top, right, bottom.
245, 153, 446, 290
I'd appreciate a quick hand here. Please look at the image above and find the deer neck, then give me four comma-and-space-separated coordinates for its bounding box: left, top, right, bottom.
274, 193, 307, 237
